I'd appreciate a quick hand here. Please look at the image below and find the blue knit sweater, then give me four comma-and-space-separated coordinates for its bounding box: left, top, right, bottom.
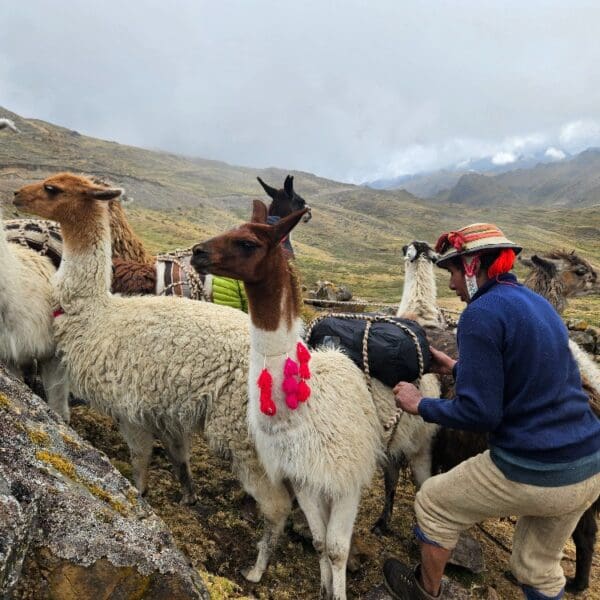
419, 274, 600, 472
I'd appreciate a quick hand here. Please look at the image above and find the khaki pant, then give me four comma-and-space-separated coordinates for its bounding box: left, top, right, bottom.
415, 450, 600, 597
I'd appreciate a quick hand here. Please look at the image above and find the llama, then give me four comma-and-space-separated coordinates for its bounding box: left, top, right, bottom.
0, 210, 69, 420
521, 250, 599, 315
0, 117, 19, 133
12, 172, 251, 505
192, 201, 384, 600
396, 240, 600, 593
396, 240, 446, 328
12, 172, 314, 586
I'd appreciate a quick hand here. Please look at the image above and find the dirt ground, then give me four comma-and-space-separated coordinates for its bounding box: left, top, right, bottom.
70, 407, 599, 599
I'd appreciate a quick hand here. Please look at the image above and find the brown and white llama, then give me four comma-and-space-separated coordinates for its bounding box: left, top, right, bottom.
192, 201, 382, 600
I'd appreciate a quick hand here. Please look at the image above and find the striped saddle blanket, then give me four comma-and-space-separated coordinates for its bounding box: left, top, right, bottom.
4, 219, 217, 304
155, 250, 212, 301
4, 218, 63, 269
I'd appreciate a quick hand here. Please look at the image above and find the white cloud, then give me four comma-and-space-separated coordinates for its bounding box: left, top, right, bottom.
559, 120, 600, 151
3, 2, 600, 182
492, 152, 517, 165
545, 147, 566, 160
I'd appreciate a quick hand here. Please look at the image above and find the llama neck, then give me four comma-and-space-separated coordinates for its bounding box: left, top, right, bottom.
524, 271, 567, 314
397, 259, 442, 325
55, 206, 112, 309
108, 201, 153, 264
245, 257, 303, 356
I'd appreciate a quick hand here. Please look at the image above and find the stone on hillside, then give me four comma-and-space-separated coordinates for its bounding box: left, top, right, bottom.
0, 366, 208, 600
448, 532, 485, 574
568, 329, 597, 354
308, 280, 353, 302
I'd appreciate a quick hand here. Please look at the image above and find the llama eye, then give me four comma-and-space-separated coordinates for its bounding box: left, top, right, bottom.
237, 240, 258, 251
575, 267, 588, 276
44, 184, 60, 195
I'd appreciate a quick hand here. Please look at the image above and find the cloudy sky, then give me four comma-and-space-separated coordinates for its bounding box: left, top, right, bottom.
2, 1, 600, 182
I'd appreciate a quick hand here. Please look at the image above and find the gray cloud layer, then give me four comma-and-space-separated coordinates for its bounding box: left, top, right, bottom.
2, 0, 600, 182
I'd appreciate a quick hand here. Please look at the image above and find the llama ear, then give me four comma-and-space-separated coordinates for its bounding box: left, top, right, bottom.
257, 176, 277, 200
270, 207, 308, 245
251, 199, 268, 224
284, 175, 294, 197
88, 187, 123, 201
531, 254, 558, 275
518, 254, 534, 268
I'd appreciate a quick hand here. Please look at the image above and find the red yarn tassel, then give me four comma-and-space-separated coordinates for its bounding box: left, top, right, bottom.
285, 393, 299, 410
257, 368, 276, 416
488, 249, 516, 279
283, 358, 299, 377
297, 380, 311, 402
296, 342, 311, 380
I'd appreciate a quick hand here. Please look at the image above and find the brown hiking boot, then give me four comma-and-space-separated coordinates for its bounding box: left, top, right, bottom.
383, 559, 444, 599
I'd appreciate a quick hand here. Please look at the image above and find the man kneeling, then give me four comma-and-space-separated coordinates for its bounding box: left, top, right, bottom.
384, 224, 600, 600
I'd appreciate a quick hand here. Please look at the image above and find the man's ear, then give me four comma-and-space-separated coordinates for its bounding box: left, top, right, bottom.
270, 207, 309, 244
531, 254, 558, 276
251, 199, 269, 224
87, 187, 123, 201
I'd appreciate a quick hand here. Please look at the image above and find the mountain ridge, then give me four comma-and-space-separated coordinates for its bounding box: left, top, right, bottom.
1, 107, 598, 317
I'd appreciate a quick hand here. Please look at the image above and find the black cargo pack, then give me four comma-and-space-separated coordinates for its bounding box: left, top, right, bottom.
307, 315, 431, 387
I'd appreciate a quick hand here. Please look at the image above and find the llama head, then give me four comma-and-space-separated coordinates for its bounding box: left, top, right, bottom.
402, 241, 439, 264
522, 250, 599, 299
257, 175, 311, 222
191, 200, 308, 283
13, 173, 123, 225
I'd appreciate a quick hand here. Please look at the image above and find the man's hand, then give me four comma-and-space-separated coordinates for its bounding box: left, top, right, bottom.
393, 381, 423, 415
429, 346, 457, 376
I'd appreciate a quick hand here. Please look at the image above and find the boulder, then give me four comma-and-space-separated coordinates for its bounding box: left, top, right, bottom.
0, 366, 208, 599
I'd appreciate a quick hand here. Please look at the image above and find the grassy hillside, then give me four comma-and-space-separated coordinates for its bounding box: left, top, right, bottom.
1, 107, 599, 324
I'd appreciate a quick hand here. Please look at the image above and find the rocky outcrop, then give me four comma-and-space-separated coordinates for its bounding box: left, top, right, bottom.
567, 320, 600, 361
0, 366, 208, 600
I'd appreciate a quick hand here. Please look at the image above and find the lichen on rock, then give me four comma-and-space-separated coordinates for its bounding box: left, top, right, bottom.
0, 365, 208, 599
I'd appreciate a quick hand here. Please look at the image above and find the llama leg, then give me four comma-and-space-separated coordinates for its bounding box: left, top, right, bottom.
119, 421, 154, 496
158, 430, 196, 505
238, 466, 292, 582
410, 444, 433, 489
326, 488, 361, 600
566, 504, 598, 592
295, 488, 332, 599
39, 356, 70, 422
372, 453, 404, 535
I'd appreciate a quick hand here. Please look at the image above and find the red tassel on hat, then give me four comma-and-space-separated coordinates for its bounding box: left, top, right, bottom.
257, 368, 276, 416
488, 249, 516, 279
